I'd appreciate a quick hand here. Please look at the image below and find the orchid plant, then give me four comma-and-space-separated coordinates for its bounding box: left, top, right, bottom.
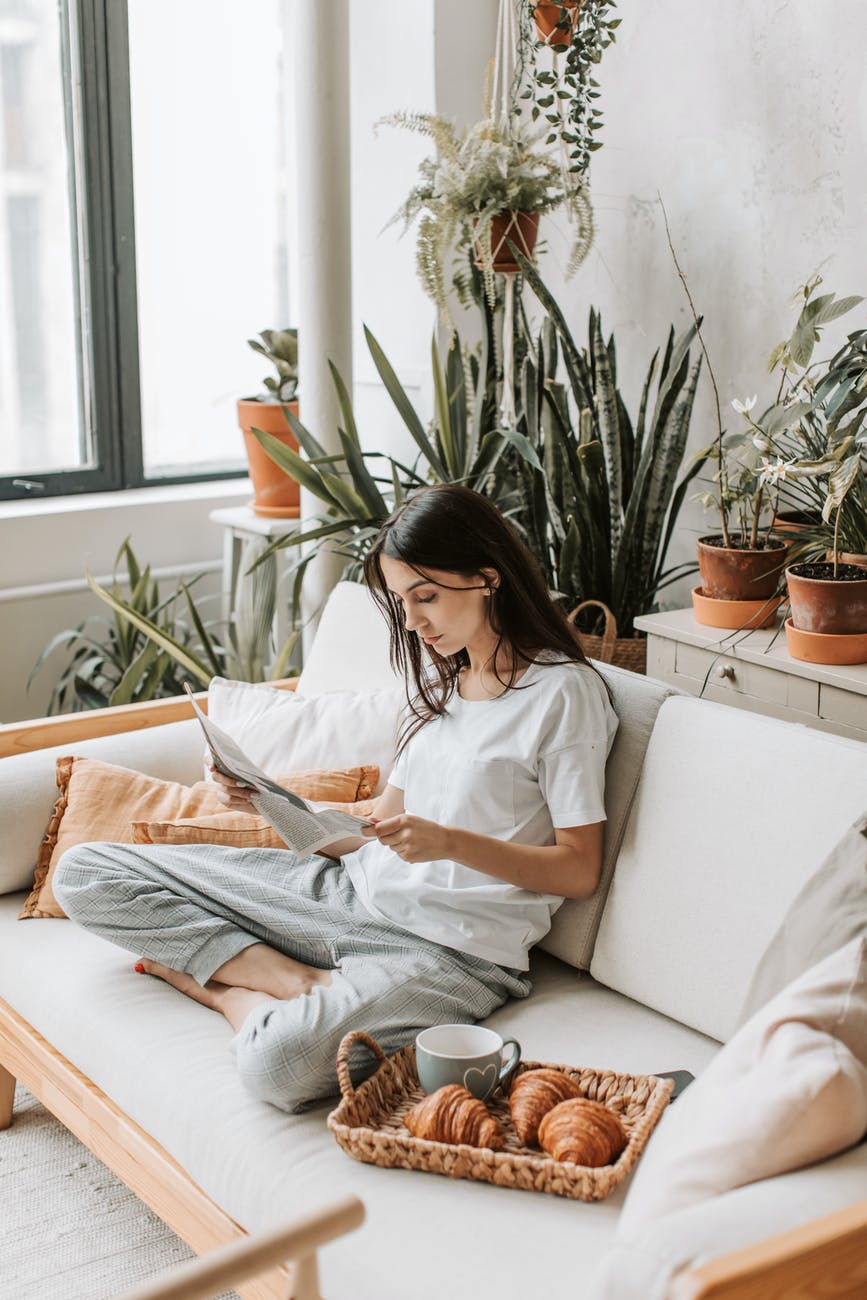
694, 274, 864, 549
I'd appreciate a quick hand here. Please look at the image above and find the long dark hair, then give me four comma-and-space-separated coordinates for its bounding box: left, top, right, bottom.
364, 485, 610, 754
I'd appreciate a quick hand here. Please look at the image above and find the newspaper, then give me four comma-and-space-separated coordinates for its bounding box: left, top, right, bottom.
183, 683, 374, 855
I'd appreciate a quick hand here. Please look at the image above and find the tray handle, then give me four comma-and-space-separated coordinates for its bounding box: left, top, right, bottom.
336, 1030, 388, 1100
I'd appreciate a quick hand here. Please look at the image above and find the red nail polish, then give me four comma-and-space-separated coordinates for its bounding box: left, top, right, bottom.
134, 962, 145, 973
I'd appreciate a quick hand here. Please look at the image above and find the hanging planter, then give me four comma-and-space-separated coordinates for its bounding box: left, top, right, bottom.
237, 399, 301, 518
474, 210, 540, 274
696, 535, 789, 602
533, 1, 582, 46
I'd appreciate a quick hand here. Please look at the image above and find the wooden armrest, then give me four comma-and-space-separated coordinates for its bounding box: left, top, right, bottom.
0, 678, 300, 759
114, 1194, 364, 1300
671, 1196, 867, 1299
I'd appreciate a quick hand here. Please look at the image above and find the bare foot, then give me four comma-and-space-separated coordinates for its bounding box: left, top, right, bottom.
135, 959, 273, 1031
210, 942, 333, 1001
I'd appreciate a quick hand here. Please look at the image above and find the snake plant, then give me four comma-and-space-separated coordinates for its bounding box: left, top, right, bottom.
512, 253, 704, 635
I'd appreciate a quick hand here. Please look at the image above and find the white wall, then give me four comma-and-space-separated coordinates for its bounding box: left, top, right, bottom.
534, 0, 867, 600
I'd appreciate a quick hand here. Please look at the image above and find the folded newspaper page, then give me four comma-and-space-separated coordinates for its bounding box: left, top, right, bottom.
183, 683, 374, 855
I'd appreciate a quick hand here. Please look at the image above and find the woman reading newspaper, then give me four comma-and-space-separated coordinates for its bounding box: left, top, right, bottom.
54, 486, 618, 1112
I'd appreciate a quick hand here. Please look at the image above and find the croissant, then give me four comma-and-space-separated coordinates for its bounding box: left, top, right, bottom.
405, 1084, 506, 1151
537, 1097, 627, 1167
509, 1068, 583, 1145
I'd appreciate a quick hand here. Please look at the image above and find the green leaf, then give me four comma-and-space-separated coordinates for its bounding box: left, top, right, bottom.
86, 572, 213, 687
250, 429, 341, 507
365, 326, 447, 479
328, 361, 362, 449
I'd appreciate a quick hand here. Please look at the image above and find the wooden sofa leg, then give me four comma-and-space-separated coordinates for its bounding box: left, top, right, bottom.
0, 1062, 15, 1130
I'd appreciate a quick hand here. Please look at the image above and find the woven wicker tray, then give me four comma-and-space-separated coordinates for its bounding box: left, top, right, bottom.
327, 1031, 673, 1201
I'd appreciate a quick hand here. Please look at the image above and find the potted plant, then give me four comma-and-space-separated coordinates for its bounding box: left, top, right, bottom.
666, 223, 861, 628
521, 0, 619, 186
379, 111, 592, 314
784, 443, 867, 664
237, 328, 301, 518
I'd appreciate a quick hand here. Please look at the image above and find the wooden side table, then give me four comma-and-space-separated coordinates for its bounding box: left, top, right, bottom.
634, 608, 867, 743
209, 505, 301, 654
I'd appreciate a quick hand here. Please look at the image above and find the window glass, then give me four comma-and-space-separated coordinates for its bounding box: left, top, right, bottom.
128, 0, 292, 477
0, 0, 86, 478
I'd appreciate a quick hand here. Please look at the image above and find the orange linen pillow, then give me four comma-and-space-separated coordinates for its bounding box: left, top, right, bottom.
132, 798, 379, 848
21, 756, 379, 920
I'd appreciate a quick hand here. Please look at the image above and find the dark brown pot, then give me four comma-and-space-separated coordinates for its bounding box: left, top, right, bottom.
696, 535, 789, 601
474, 211, 540, 273
786, 562, 867, 636
238, 399, 301, 518
534, 1, 581, 45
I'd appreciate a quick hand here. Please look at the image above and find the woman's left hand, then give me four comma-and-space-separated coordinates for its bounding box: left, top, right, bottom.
370, 813, 452, 864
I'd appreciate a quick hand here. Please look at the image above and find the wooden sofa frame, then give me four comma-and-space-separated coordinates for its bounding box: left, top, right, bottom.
1, 692, 865, 1300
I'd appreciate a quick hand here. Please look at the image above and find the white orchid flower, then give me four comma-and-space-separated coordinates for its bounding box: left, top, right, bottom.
758, 457, 797, 486
731, 395, 757, 415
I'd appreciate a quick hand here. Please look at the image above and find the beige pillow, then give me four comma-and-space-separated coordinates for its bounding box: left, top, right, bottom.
134, 797, 378, 848
617, 936, 867, 1237
738, 811, 867, 1025
20, 756, 378, 919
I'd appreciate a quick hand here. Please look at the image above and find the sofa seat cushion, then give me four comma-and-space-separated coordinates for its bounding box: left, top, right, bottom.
0, 894, 718, 1300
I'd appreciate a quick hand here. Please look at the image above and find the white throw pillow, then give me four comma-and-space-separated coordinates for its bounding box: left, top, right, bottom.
207, 678, 405, 795
616, 936, 867, 1238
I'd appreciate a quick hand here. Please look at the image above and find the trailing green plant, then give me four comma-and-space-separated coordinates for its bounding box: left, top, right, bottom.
379, 111, 592, 313
85, 535, 298, 690
517, 0, 620, 182
511, 251, 704, 635
30, 539, 209, 714
245, 327, 299, 402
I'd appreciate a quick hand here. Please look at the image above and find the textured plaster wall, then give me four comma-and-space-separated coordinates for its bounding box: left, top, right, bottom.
537, 0, 867, 599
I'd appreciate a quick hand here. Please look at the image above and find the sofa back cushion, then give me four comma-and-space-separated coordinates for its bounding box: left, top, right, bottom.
538, 663, 678, 968
297, 581, 401, 696
0, 719, 204, 897
590, 696, 867, 1042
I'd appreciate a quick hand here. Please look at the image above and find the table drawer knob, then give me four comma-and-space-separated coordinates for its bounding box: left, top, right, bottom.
717, 665, 736, 681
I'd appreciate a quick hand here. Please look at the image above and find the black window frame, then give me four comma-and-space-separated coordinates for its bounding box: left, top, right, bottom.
0, 0, 246, 503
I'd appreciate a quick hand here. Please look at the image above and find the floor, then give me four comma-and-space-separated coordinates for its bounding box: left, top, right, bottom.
0, 1086, 237, 1299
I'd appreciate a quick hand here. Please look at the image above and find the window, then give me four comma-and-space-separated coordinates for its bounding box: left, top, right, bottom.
0, 0, 293, 500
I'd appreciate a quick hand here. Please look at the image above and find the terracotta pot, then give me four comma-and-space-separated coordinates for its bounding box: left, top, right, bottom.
534, 1, 581, 45
785, 562, 867, 636
771, 510, 819, 536
238, 398, 301, 518
691, 586, 782, 631
784, 618, 867, 666
696, 535, 789, 601
474, 211, 540, 273
835, 552, 867, 569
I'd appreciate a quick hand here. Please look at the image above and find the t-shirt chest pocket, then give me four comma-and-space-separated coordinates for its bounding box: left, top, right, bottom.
439, 757, 516, 835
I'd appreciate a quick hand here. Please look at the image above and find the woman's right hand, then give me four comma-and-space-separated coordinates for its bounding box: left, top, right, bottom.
208, 761, 258, 813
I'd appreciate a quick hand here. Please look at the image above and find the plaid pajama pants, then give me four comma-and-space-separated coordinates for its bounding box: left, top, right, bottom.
53, 843, 532, 1113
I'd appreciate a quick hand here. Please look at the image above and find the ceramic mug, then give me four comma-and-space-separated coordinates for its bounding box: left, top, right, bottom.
415, 1024, 521, 1101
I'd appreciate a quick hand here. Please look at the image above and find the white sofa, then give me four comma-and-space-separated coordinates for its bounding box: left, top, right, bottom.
1, 582, 865, 1300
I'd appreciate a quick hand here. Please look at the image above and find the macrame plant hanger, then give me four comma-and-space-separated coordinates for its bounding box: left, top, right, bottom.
491, 0, 521, 433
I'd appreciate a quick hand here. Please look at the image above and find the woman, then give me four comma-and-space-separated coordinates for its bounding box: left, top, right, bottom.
54, 485, 618, 1112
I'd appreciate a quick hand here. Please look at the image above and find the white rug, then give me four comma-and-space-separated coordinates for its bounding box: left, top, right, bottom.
0, 1086, 237, 1299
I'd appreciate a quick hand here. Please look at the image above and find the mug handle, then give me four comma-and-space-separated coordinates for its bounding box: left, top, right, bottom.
497, 1037, 521, 1093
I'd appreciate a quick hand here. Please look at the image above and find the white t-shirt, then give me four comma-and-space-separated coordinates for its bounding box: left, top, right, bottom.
342, 654, 619, 971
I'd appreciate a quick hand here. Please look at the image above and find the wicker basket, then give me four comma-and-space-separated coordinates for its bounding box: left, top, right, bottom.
327, 1031, 673, 1202
568, 600, 647, 674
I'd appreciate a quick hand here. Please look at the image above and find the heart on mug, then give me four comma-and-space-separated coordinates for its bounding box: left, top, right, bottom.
463, 1062, 498, 1099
